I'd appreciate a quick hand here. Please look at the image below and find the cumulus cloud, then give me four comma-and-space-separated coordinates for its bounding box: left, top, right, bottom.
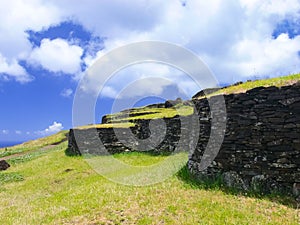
0, 53, 33, 83
60, 88, 73, 98
229, 33, 300, 78
48, 0, 165, 38
29, 38, 83, 74
0, 0, 300, 93
15, 130, 22, 135
36, 121, 63, 136
0, 0, 62, 81
75, 0, 300, 95
97, 63, 200, 99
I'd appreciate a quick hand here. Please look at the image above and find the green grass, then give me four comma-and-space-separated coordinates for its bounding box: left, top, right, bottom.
104, 105, 194, 124
113, 151, 169, 166
0, 144, 298, 224
6, 142, 68, 165
0, 130, 68, 158
1, 73, 300, 223
76, 122, 135, 129
199, 73, 300, 99
78, 104, 194, 130
0, 172, 24, 185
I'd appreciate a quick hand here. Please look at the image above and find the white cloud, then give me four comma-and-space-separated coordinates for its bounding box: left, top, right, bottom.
0, 0, 300, 92
36, 121, 63, 136
15, 130, 22, 135
0, 0, 62, 82
0, 53, 33, 83
115, 78, 173, 99
76, 0, 300, 94
48, 0, 165, 38
110, 63, 200, 98
29, 38, 83, 74
240, 0, 300, 16
60, 88, 73, 98
229, 33, 300, 78
2, 130, 9, 134
100, 86, 118, 99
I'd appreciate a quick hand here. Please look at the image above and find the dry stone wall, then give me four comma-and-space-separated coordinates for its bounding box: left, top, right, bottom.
68, 82, 300, 195
189, 82, 300, 195
68, 116, 194, 155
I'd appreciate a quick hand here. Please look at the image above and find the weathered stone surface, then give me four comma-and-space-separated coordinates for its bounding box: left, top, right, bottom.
222, 171, 248, 191
0, 160, 10, 171
165, 97, 183, 108
69, 82, 300, 196
189, 82, 300, 196
293, 183, 300, 197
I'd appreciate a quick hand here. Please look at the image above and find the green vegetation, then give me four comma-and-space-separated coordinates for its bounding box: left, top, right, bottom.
0, 172, 24, 185
200, 73, 300, 99
0, 133, 298, 224
0, 130, 68, 158
1, 74, 300, 224
113, 151, 169, 166
104, 105, 193, 124
77, 122, 135, 129
7, 142, 67, 165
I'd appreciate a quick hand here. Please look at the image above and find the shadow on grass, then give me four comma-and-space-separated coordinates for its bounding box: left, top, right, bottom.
64, 147, 81, 157
176, 164, 299, 209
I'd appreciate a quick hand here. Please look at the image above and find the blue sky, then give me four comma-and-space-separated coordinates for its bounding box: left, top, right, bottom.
0, 0, 300, 142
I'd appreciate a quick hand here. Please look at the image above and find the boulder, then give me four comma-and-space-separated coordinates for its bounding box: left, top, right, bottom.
165, 97, 183, 108
0, 160, 10, 171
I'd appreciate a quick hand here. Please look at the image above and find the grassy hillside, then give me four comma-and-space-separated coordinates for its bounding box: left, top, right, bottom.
0, 130, 68, 158
0, 138, 298, 224
1, 73, 300, 224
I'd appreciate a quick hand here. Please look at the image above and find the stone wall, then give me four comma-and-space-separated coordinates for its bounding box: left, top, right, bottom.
68, 115, 196, 155
189, 82, 300, 195
68, 82, 300, 195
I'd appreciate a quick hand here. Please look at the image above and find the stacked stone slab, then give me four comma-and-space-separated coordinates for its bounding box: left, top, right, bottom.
189, 82, 300, 195
68, 82, 300, 195
68, 115, 196, 155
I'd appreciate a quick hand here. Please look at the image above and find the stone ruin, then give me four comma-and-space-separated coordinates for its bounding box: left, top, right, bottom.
188, 82, 300, 197
68, 82, 300, 197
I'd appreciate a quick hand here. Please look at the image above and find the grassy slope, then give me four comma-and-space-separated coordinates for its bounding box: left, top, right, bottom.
1, 73, 300, 224
0, 146, 299, 224
0, 130, 68, 158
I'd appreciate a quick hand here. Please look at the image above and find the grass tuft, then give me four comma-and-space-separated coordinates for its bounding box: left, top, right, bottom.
0, 172, 24, 184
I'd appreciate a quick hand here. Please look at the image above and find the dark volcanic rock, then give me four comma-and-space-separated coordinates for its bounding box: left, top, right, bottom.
188, 82, 300, 196
165, 97, 183, 108
69, 81, 300, 196
192, 88, 220, 99
0, 160, 10, 171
